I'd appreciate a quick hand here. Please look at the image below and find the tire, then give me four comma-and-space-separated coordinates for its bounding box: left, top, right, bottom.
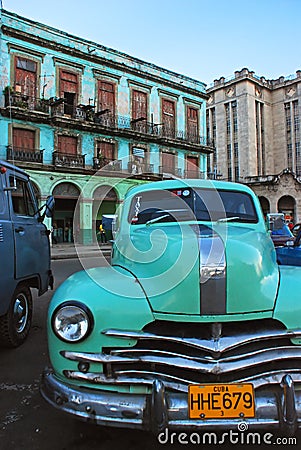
0, 285, 33, 348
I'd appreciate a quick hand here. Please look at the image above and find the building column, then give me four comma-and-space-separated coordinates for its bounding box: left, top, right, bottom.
269, 195, 278, 214
78, 198, 93, 244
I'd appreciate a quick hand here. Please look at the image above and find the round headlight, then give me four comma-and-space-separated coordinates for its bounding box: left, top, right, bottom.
52, 303, 93, 342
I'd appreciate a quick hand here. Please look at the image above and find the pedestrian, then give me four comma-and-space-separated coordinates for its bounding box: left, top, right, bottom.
99, 222, 107, 244
64, 223, 70, 242
52, 222, 58, 244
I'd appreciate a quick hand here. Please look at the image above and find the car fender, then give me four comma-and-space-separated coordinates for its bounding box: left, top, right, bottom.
273, 265, 301, 330
48, 266, 155, 375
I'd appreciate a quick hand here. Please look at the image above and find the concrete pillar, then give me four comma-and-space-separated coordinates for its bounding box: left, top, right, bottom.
269, 195, 279, 213
78, 198, 93, 244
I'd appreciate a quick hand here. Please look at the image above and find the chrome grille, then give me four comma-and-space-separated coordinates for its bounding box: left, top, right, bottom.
62, 319, 301, 392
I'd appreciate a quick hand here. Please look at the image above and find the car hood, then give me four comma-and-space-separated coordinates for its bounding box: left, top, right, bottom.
113, 223, 279, 316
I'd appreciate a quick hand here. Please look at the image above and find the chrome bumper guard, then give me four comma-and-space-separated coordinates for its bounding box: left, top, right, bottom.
40, 369, 301, 434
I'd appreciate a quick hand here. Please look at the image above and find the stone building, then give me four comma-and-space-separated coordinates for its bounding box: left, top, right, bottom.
206, 68, 301, 223
0, 9, 212, 243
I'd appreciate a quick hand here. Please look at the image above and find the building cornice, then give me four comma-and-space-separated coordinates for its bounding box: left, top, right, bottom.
1, 24, 208, 101
7, 43, 46, 61
207, 68, 301, 93
245, 168, 301, 186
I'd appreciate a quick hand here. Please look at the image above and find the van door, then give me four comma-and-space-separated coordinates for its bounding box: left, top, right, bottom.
8, 173, 51, 292
0, 171, 15, 316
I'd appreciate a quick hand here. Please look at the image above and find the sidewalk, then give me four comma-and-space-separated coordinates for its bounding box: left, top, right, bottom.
51, 242, 112, 260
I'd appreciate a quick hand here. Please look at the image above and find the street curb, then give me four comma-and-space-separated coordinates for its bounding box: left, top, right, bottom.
51, 249, 111, 260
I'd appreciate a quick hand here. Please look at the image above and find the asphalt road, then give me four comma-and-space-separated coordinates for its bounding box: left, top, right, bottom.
0, 257, 296, 450
0, 257, 166, 450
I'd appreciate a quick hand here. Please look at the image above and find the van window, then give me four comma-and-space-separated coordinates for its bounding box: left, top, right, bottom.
10, 177, 36, 216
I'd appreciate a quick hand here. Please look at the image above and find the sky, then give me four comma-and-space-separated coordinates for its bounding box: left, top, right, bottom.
1, 0, 300, 86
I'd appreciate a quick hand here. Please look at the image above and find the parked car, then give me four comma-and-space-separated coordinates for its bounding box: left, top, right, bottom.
41, 179, 301, 434
292, 222, 301, 237
0, 160, 54, 347
275, 228, 301, 266
267, 213, 295, 247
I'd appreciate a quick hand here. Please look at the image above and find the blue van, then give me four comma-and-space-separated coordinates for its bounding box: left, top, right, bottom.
0, 160, 54, 347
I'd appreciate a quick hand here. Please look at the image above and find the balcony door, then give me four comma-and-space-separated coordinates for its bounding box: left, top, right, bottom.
97, 81, 115, 126
15, 56, 37, 108
162, 99, 176, 138
132, 90, 147, 133
186, 155, 199, 178
95, 142, 115, 168
162, 151, 175, 174
58, 135, 77, 155
59, 70, 79, 116
13, 128, 35, 151
187, 106, 199, 143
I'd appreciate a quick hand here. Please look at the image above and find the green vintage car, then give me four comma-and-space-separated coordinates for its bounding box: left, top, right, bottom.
41, 179, 301, 434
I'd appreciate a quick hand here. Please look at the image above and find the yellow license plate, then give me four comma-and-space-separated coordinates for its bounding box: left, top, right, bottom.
188, 383, 255, 419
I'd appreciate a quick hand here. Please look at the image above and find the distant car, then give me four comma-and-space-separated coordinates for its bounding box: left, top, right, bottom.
270, 223, 295, 247
276, 228, 301, 266
292, 223, 301, 237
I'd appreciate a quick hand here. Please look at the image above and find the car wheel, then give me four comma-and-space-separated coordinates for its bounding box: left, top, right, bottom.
0, 285, 33, 348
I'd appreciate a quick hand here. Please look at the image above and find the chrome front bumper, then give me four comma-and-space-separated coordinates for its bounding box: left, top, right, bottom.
40, 368, 301, 434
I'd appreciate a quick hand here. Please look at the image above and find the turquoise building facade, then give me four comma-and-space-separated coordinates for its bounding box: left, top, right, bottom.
0, 9, 212, 243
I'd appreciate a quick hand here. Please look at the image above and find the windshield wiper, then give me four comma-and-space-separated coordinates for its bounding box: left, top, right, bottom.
146, 214, 170, 226
217, 216, 240, 223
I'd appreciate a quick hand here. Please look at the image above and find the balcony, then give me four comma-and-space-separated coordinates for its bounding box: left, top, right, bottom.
127, 161, 154, 175
184, 169, 205, 179
159, 166, 183, 178
53, 151, 85, 169
50, 103, 213, 148
2, 91, 214, 149
7, 145, 44, 163
4, 92, 50, 113
50, 100, 93, 120
93, 157, 122, 171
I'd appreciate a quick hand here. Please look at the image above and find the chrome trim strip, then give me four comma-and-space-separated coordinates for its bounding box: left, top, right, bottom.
62, 346, 301, 375
199, 232, 226, 315
63, 368, 301, 392
64, 369, 188, 391
102, 328, 301, 354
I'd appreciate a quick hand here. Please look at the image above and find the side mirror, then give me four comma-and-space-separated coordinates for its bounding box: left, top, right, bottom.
45, 195, 55, 218
38, 195, 55, 222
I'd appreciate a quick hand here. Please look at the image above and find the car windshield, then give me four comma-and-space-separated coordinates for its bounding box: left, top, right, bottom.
128, 188, 258, 224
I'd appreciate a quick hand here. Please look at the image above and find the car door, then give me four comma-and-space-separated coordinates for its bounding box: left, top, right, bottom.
9, 173, 50, 282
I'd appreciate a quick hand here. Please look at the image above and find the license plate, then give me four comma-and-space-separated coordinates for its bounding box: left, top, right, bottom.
188, 383, 255, 419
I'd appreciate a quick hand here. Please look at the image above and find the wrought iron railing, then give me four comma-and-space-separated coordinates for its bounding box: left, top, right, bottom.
50, 104, 213, 146
3, 92, 214, 147
127, 161, 154, 175
4, 93, 50, 113
53, 151, 85, 168
93, 157, 122, 171
7, 146, 44, 163
94, 112, 116, 127
184, 169, 205, 179
159, 166, 182, 178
